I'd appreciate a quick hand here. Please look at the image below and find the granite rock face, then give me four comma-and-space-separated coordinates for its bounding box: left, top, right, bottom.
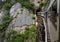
6, 3, 35, 33
10, 2, 22, 17
14, 9, 34, 27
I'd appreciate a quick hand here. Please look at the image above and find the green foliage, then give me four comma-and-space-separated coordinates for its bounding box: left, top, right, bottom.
24, 25, 36, 42
3, 3, 12, 9
0, 0, 36, 42
0, 13, 13, 31
0, 0, 15, 9
17, 0, 29, 3
44, 0, 50, 7
22, 2, 34, 10
21, 8, 23, 11
30, 14, 36, 20
39, 2, 44, 9
6, 25, 36, 42
0, 5, 2, 9
6, 30, 24, 42
17, 0, 34, 10
32, 15, 36, 20
1, 32, 5, 38
9, 30, 17, 34
10, 0, 16, 4
39, 0, 50, 9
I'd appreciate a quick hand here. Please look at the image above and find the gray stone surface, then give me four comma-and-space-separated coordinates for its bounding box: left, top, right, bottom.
10, 2, 22, 17
10, 3, 34, 27
14, 9, 34, 27
7, 3, 35, 32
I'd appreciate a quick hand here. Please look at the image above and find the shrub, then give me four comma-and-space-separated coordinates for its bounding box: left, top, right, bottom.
6, 25, 36, 42
0, 13, 13, 31
17, 0, 34, 10
3, 3, 12, 9
31, 14, 36, 20
39, 0, 50, 9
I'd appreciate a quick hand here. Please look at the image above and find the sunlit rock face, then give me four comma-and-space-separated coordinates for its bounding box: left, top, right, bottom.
7, 3, 35, 33
14, 9, 34, 27
10, 3, 21, 17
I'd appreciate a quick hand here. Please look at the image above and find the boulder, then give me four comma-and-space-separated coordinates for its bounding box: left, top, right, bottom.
10, 2, 22, 17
